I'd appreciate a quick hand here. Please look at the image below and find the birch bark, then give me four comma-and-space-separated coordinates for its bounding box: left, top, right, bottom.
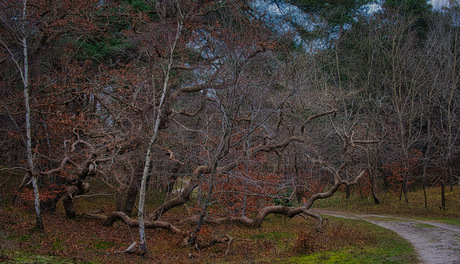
21, 0, 44, 230
137, 19, 183, 255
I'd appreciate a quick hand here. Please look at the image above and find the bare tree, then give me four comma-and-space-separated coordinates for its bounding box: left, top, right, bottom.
425, 11, 460, 208
137, 4, 185, 254
0, 0, 43, 229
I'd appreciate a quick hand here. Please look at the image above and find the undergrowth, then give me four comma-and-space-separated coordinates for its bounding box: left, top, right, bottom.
0, 205, 418, 263
0, 175, 447, 263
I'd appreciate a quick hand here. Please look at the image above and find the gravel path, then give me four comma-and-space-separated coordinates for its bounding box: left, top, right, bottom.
313, 210, 460, 264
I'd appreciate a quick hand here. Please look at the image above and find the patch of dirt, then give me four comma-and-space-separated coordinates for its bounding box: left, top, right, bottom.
314, 210, 460, 264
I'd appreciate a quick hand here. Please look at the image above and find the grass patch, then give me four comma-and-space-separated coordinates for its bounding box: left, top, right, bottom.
417, 217, 460, 226
283, 218, 418, 264
250, 231, 291, 240
414, 223, 436, 228
313, 186, 460, 223
6, 251, 74, 264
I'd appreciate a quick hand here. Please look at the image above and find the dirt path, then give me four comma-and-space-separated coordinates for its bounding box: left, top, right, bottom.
313, 210, 460, 264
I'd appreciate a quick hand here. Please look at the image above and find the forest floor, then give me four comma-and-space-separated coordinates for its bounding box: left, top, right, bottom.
0, 195, 419, 264
1, 178, 458, 263
314, 209, 460, 264
0, 205, 418, 264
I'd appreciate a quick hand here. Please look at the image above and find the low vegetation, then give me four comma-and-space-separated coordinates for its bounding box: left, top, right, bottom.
0, 206, 418, 263
0, 177, 425, 263
286, 220, 417, 264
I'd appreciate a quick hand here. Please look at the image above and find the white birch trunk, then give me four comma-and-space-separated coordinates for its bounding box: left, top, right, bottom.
137, 20, 182, 254
21, 0, 43, 230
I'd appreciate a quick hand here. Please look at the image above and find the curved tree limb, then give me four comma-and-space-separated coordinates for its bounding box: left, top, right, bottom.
83, 211, 184, 234
148, 164, 237, 221
300, 109, 337, 133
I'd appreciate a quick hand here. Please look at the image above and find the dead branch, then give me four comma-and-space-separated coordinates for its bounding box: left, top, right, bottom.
177, 215, 254, 226
172, 104, 204, 117
148, 163, 237, 221
0, 167, 28, 172
105, 242, 138, 255
82, 211, 185, 235
38, 156, 70, 176
250, 136, 305, 153
304, 170, 365, 209
170, 83, 227, 100
182, 233, 233, 252
225, 235, 233, 255
300, 109, 337, 133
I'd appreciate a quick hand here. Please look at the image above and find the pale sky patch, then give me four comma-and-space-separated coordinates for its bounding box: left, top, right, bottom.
429, 0, 457, 10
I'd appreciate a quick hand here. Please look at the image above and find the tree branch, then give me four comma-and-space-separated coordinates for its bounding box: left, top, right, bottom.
301, 109, 337, 133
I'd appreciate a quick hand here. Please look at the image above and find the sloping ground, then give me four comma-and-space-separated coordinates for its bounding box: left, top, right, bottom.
314, 210, 460, 264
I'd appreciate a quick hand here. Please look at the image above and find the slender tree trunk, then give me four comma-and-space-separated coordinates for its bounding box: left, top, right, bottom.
423, 187, 428, 208
123, 175, 141, 216
400, 171, 409, 203
115, 188, 125, 212
21, 0, 43, 230
366, 144, 381, 205
189, 138, 226, 245
137, 20, 182, 254
294, 155, 304, 203
138, 135, 155, 254
422, 161, 428, 209
422, 119, 432, 209
189, 181, 214, 246
399, 182, 403, 201
369, 171, 380, 205
441, 180, 446, 210
62, 195, 76, 219
345, 185, 351, 199
138, 86, 168, 254
188, 98, 230, 246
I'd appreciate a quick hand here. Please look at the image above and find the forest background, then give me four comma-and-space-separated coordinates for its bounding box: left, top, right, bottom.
0, 0, 459, 262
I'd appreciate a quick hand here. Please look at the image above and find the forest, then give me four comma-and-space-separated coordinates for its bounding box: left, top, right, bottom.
0, 0, 459, 263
